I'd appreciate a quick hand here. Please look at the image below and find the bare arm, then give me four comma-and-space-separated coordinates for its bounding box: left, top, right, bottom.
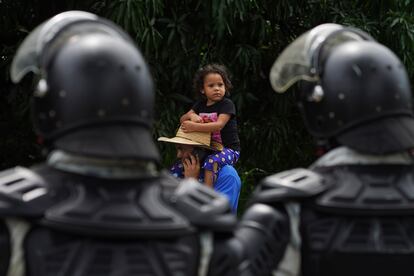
181, 113, 231, 132
180, 109, 202, 123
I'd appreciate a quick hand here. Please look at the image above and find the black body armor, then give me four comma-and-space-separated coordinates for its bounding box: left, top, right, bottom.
252, 165, 414, 276
266, 22, 414, 276
0, 165, 237, 276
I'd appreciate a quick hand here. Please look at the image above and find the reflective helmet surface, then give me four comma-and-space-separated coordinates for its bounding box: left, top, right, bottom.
270, 24, 414, 154
269, 23, 373, 93
318, 41, 414, 153
301, 41, 412, 138
11, 11, 159, 160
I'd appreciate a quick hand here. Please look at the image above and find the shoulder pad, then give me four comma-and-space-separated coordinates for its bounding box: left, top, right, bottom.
250, 168, 329, 204
43, 174, 196, 238
0, 167, 53, 217
313, 165, 414, 215
170, 178, 236, 232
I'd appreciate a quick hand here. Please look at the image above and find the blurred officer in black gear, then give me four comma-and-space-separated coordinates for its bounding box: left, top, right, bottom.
0, 11, 242, 276
242, 23, 414, 276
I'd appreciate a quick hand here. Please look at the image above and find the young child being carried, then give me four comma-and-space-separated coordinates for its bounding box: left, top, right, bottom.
180, 64, 241, 187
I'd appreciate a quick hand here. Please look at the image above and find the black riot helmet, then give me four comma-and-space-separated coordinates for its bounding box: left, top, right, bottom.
11, 11, 159, 161
270, 23, 414, 154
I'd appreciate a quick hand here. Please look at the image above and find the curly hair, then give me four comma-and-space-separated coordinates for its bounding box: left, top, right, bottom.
192, 64, 233, 98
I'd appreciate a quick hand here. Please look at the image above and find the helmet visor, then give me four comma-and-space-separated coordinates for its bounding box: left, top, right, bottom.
269, 23, 372, 93
10, 11, 98, 83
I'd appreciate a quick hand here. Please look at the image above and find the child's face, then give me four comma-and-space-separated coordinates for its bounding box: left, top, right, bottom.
202, 73, 226, 104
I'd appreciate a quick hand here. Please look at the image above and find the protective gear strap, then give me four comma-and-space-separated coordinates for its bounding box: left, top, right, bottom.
272, 203, 301, 276
198, 231, 213, 276
5, 218, 30, 276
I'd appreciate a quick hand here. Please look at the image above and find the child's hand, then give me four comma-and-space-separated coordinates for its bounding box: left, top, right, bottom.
181, 120, 197, 132
190, 113, 203, 123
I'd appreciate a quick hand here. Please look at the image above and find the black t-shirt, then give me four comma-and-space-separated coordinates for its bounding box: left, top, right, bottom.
192, 98, 241, 151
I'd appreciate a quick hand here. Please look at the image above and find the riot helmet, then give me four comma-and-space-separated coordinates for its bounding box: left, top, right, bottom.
270, 24, 414, 154
11, 11, 159, 161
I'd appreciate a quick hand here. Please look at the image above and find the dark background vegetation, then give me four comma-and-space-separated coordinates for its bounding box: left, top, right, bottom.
1, 0, 414, 210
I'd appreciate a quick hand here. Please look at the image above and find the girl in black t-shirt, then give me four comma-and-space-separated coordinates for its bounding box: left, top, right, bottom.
180, 64, 240, 187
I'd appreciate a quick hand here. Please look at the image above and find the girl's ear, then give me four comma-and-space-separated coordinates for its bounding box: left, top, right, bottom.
201, 90, 205, 94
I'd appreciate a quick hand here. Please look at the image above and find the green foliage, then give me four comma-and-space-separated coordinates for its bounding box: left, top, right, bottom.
1, 0, 414, 210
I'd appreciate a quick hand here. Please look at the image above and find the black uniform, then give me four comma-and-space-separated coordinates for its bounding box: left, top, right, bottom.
5, 10, 255, 276
0, 164, 237, 276
245, 23, 414, 275
250, 148, 414, 276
